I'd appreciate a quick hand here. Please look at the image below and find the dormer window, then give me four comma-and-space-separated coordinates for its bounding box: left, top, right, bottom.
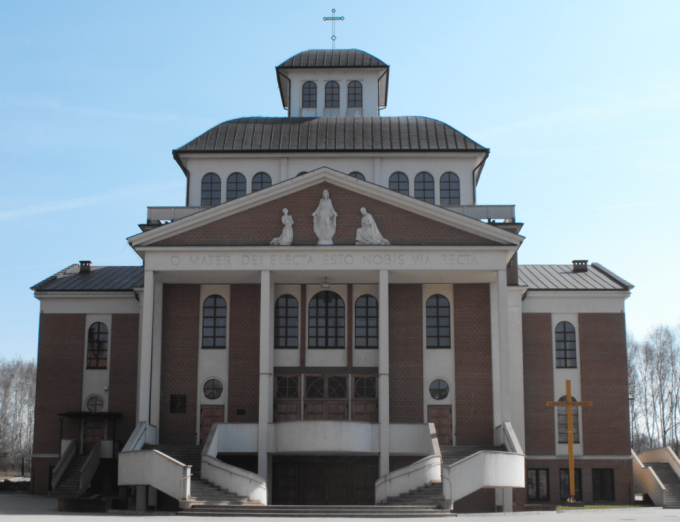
302, 82, 317, 108
348, 81, 362, 107
325, 81, 340, 108
201, 173, 221, 206
227, 173, 246, 201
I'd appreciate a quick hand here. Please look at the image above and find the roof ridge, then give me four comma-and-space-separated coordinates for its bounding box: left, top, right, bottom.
591, 262, 635, 289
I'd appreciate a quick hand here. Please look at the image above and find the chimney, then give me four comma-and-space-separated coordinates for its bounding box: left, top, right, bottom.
572, 260, 588, 273
79, 260, 92, 274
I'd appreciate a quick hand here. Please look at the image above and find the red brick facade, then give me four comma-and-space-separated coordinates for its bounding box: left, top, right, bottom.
160, 284, 200, 444
108, 314, 139, 444
152, 182, 501, 248
454, 284, 493, 445
228, 285, 260, 423
388, 284, 423, 423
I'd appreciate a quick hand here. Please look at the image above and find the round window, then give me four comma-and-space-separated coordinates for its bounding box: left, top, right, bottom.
429, 379, 449, 400
87, 395, 104, 413
203, 379, 223, 400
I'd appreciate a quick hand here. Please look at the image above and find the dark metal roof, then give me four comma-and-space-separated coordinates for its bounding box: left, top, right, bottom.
175, 117, 487, 154
32, 265, 143, 292
518, 263, 633, 291
278, 49, 387, 69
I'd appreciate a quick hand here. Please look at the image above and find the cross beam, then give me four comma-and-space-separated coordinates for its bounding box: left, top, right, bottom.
323, 9, 344, 50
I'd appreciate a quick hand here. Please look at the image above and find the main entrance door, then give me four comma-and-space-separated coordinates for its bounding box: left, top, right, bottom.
428, 405, 453, 446
83, 418, 106, 454
272, 456, 378, 505
200, 405, 224, 444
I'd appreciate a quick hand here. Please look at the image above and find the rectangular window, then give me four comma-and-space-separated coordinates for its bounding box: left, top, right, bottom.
592, 469, 615, 501
527, 469, 549, 501
559, 469, 582, 501
558, 405, 580, 444
170, 394, 187, 414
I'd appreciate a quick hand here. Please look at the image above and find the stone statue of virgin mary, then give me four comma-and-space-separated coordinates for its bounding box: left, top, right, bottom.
312, 189, 338, 245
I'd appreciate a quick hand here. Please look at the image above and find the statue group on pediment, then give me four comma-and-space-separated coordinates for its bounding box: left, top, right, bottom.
269, 190, 389, 246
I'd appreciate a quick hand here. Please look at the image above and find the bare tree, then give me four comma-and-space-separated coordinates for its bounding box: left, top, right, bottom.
0, 358, 36, 475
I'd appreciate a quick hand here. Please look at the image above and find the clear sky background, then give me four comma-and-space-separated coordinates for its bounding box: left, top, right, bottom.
1, 0, 678, 360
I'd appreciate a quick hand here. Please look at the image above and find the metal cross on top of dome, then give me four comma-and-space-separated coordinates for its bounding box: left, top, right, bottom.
323, 9, 344, 50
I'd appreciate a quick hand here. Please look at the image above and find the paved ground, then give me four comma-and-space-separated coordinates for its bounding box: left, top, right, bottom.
0, 493, 678, 522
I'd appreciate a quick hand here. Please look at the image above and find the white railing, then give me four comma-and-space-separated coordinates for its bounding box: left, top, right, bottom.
494, 422, 524, 455
147, 206, 209, 222
51, 439, 76, 490
445, 205, 515, 222
632, 450, 666, 507
118, 450, 191, 501
79, 441, 101, 493
374, 423, 441, 505
637, 447, 680, 480
122, 422, 158, 452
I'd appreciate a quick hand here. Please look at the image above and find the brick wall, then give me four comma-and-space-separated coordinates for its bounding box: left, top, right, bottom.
31, 457, 58, 495
454, 284, 493, 445
152, 182, 499, 248
522, 313, 555, 455
109, 314, 139, 445
579, 313, 630, 456
228, 285, 260, 423
33, 313, 85, 454
160, 285, 200, 444
388, 284, 423, 423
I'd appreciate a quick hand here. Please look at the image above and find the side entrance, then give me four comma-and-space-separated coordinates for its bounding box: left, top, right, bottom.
428, 405, 453, 446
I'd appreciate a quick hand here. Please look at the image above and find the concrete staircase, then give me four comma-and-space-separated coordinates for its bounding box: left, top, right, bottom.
143, 444, 203, 479
181, 504, 452, 517
440, 445, 504, 466
50, 455, 89, 497
646, 463, 680, 508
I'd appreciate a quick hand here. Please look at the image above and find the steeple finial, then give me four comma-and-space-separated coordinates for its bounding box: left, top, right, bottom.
323, 8, 344, 50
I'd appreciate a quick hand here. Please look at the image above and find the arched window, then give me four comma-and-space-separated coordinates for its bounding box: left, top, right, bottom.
389, 172, 409, 195
557, 396, 580, 443
226, 173, 246, 201
325, 81, 340, 108
275, 295, 299, 348
355, 295, 378, 348
426, 295, 451, 348
87, 395, 104, 413
202, 295, 227, 348
87, 322, 108, 369
302, 81, 317, 108
349, 171, 365, 181
555, 322, 577, 368
308, 291, 345, 348
252, 172, 271, 192
415, 172, 434, 203
201, 173, 221, 206
348, 81, 362, 107
440, 172, 460, 205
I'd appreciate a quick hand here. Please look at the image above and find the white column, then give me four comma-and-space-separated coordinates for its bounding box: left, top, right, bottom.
149, 282, 163, 434
497, 270, 511, 423
138, 270, 154, 423
489, 280, 502, 428
258, 270, 273, 479
378, 269, 390, 477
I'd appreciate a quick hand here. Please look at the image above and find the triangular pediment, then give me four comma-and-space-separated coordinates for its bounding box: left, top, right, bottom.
130, 168, 522, 250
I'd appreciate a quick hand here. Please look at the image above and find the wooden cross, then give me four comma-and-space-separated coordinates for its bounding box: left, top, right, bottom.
546, 380, 592, 503
323, 9, 344, 50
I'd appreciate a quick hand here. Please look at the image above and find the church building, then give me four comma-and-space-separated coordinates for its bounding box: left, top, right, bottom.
30, 49, 634, 514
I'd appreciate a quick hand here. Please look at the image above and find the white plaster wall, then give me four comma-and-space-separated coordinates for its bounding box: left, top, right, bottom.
305, 284, 348, 367
351, 284, 379, 367
273, 285, 301, 367
522, 293, 627, 314
82, 314, 111, 412
216, 423, 259, 453
39, 295, 140, 314
272, 420, 379, 454
506, 287, 526, 450
389, 423, 436, 456
422, 284, 455, 441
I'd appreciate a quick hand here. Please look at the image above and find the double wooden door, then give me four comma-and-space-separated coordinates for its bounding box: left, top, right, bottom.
83, 418, 106, 454
428, 405, 453, 446
200, 405, 224, 444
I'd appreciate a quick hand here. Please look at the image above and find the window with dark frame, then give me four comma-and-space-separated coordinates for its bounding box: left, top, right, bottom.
348, 81, 362, 107
527, 469, 549, 501
276, 376, 299, 398
440, 172, 461, 205
325, 81, 340, 108
559, 469, 582, 501
429, 379, 449, 400
308, 291, 345, 348
306, 376, 325, 398
592, 469, 615, 501
555, 321, 577, 368
274, 295, 299, 349
415, 172, 435, 203
201, 173, 221, 206
426, 294, 451, 348
355, 294, 378, 349
203, 379, 223, 400
86, 395, 104, 413
354, 376, 377, 398
252, 172, 272, 192
327, 376, 347, 398
87, 322, 108, 369
226, 173, 246, 201
302, 81, 317, 108
389, 172, 409, 195
557, 395, 580, 443
349, 171, 365, 180
202, 295, 227, 349
170, 394, 187, 414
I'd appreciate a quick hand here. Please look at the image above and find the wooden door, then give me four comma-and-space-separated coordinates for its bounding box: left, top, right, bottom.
327, 401, 349, 421
304, 465, 326, 505
200, 405, 224, 444
83, 418, 105, 454
354, 464, 378, 505
273, 464, 298, 505
326, 465, 348, 505
352, 401, 378, 423
274, 401, 300, 422
428, 405, 453, 446
304, 402, 326, 420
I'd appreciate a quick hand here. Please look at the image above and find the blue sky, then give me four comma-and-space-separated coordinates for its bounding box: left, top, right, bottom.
1, 0, 678, 360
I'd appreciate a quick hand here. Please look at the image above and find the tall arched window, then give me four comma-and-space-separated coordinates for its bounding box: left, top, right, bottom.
426, 295, 451, 348
87, 322, 108, 369
202, 295, 227, 348
349, 171, 365, 180
415, 172, 434, 203
348, 81, 362, 107
389, 172, 409, 195
355, 295, 378, 348
557, 396, 580, 443
275, 295, 299, 348
201, 173, 221, 206
440, 172, 460, 205
252, 172, 271, 192
302, 81, 317, 108
308, 291, 345, 348
325, 81, 340, 108
555, 321, 577, 368
226, 173, 246, 201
